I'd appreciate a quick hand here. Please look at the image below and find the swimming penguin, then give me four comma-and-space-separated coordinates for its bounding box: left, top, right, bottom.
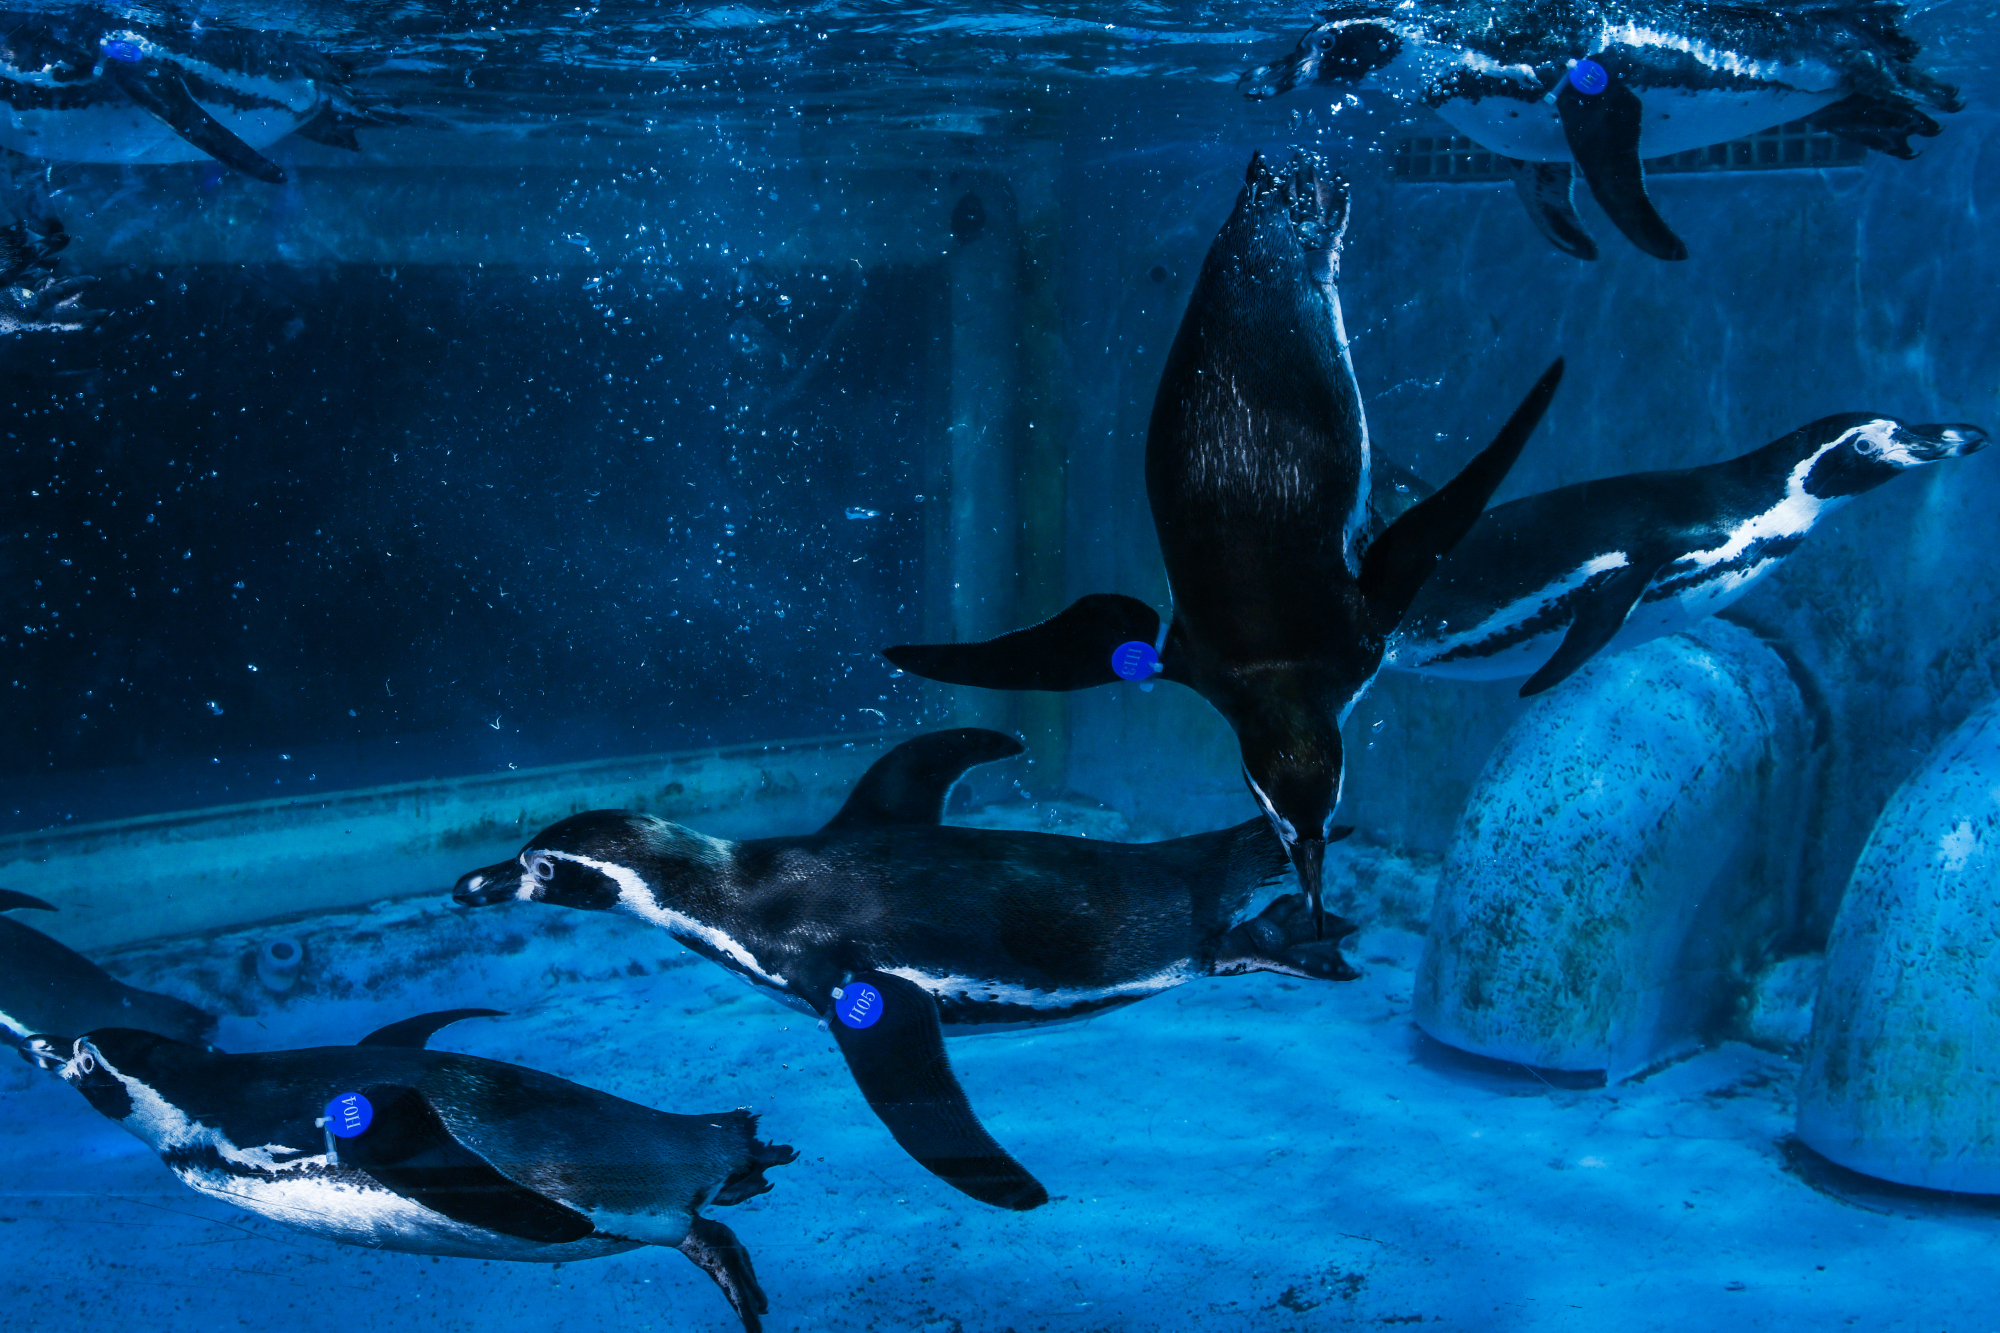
0, 8, 396, 184
1385, 415, 1989, 694
0, 889, 215, 1049
451, 727, 1361, 1211
880, 152, 1562, 939
23, 1009, 794, 1333
1239, 2, 1963, 260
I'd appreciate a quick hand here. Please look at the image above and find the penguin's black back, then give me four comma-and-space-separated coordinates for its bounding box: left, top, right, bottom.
723, 818, 1289, 996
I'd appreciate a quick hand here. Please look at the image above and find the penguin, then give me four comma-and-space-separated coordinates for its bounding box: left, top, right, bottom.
879, 151, 1562, 940
1384, 415, 1989, 694
22, 1009, 795, 1333
0, 888, 215, 1049
0, 8, 398, 184
0, 212, 66, 286
451, 727, 1362, 1212
1238, 1, 1962, 260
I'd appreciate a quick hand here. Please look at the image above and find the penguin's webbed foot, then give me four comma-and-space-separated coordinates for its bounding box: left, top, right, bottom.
712, 1138, 800, 1206
1806, 92, 1944, 160
676, 1215, 770, 1333
1216, 894, 1360, 982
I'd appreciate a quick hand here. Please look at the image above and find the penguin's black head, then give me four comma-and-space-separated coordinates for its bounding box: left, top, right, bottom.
505, 809, 732, 914
1240, 14, 1404, 100
1795, 415, 1990, 499
54, 1029, 185, 1121
1237, 711, 1346, 937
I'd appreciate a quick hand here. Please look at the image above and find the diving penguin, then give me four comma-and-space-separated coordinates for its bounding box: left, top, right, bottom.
1239, 1, 1963, 260
1383, 414, 1988, 693
881, 151, 1563, 939
0, 8, 398, 184
23, 1009, 795, 1333
452, 727, 1361, 1212
0, 889, 215, 1049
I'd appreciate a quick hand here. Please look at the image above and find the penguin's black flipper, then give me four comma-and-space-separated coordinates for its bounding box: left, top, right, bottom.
821, 729, 1025, 831
103, 62, 287, 185
828, 969, 1047, 1211
882, 592, 1161, 692
345, 1083, 596, 1243
0, 890, 57, 912
1358, 359, 1564, 630
1518, 561, 1661, 697
1504, 159, 1599, 261
677, 1215, 770, 1333
1555, 63, 1687, 261
357, 1009, 506, 1049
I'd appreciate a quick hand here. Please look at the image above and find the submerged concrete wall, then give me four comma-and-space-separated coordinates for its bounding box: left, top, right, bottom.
0, 731, 910, 951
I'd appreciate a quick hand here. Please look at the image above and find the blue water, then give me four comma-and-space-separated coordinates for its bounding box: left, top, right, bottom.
5, 1, 2000, 1329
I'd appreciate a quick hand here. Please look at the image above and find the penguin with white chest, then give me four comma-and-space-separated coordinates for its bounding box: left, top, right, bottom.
1240, 1, 1963, 259
452, 728, 1363, 1212
0, 7, 396, 184
23, 1009, 795, 1332
1384, 414, 1989, 694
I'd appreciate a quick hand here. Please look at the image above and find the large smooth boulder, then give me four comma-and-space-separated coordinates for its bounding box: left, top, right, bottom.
1797, 701, 2000, 1192
1414, 620, 1812, 1078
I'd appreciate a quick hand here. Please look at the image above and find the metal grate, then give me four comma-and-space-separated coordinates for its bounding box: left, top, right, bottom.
1390, 119, 1867, 183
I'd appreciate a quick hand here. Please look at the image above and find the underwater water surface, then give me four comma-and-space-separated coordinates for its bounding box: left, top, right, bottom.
5, 2, 2000, 1331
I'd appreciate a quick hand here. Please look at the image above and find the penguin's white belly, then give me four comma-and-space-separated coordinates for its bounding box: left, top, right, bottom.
0, 96, 310, 164
1385, 555, 1783, 682
1433, 85, 1846, 163
177, 1162, 638, 1261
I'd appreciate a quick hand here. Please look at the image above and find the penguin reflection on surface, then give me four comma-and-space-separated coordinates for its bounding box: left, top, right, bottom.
24, 1009, 795, 1332
454, 728, 1361, 1212
1239, 1, 1962, 260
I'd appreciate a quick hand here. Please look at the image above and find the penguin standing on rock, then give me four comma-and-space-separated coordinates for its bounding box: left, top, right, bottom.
1239, 1, 1962, 259
453, 728, 1363, 1212
23, 1010, 795, 1333
880, 152, 1562, 941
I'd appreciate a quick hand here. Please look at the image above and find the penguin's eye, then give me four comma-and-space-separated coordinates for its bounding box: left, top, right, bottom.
76, 1051, 96, 1074
526, 853, 556, 883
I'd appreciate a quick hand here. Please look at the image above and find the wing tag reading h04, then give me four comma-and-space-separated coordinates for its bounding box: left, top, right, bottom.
1111, 640, 1161, 682
324, 1092, 374, 1138
833, 982, 883, 1029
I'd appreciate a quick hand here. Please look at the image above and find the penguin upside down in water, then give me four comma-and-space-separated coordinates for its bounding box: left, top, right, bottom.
453, 727, 1361, 1212
1381, 414, 1989, 694
1239, 1, 1962, 260
882, 151, 1563, 942
23, 1009, 795, 1333
0, 7, 399, 184
0, 888, 214, 1050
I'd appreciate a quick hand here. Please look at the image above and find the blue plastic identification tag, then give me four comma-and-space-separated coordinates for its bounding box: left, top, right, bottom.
1569, 59, 1609, 95
325, 1092, 374, 1138
833, 982, 884, 1029
100, 41, 142, 63
1111, 640, 1161, 681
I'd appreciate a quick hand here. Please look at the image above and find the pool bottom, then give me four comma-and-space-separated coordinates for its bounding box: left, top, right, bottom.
0, 861, 1990, 1331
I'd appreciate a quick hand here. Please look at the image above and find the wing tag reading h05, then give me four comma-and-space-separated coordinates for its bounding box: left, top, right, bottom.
1111, 640, 1161, 681
833, 982, 883, 1029
324, 1091, 374, 1137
